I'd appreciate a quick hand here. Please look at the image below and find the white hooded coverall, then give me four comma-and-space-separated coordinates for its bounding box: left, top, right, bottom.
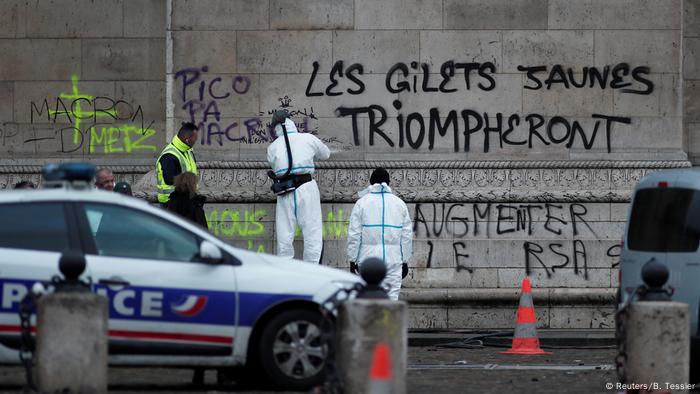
346, 183, 413, 300
267, 118, 330, 263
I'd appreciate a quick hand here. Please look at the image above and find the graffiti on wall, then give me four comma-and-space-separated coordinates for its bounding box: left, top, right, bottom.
205, 208, 267, 238
175, 66, 330, 148
306, 60, 653, 153
175, 66, 250, 146
205, 207, 351, 254
206, 203, 619, 279
242, 96, 319, 145
28, 74, 157, 154
412, 202, 619, 279
206, 208, 350, 240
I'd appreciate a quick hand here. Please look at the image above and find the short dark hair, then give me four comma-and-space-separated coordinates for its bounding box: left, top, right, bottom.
370, 168, 390, 185
95, 168, 113, 179
178, 122, 198, 139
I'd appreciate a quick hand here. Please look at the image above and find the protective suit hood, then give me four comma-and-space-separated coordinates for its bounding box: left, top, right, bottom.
274, 118, 298, 137
358, 182, 392, 198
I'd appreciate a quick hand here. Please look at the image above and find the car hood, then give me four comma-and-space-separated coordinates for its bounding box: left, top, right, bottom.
229, 247, 362, 283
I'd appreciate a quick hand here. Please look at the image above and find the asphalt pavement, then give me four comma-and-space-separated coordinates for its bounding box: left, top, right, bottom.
0, 344, 620, 394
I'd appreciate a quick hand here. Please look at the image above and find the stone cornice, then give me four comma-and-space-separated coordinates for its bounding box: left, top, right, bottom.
0, 160, 691, 203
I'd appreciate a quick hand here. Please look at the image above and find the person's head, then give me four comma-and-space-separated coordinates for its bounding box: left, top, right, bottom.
174, 172, 198, 198
177, 122, 199, 148
370, 168, 390, 186
114, 181, 132, 196
271, 110, 297, 139
94, 168, 115, 191
271, 110, 289, 128
13, 181, 35, 189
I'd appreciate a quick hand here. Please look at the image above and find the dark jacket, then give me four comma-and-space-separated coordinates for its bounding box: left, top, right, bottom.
165, 191, 208, 229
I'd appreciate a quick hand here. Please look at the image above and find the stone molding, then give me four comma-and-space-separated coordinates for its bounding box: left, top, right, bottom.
0, 160, 691, 203
401, 288, 616, 306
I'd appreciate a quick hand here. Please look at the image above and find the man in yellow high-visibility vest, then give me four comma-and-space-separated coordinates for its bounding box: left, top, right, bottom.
156, 122, 199, 205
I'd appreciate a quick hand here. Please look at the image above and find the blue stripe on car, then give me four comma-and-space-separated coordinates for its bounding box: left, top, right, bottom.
0, 278, 311, 327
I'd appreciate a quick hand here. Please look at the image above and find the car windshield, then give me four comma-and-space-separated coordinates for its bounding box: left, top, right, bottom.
628, 188, 700, 252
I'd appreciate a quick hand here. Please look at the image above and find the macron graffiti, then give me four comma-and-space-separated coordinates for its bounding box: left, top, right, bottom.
28, 74, 157, 154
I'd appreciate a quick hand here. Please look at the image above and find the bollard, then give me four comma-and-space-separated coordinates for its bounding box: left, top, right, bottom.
623, 259, 690, 393
336, 258, 407, 393
625, 302, 689, 392
36, 251, 108, 394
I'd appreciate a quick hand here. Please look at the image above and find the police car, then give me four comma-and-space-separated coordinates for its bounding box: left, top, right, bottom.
0, 164, 361, 389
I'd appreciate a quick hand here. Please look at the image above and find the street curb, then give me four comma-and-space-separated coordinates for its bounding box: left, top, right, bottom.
409, 329, 615, 347
401, 288, 616, 305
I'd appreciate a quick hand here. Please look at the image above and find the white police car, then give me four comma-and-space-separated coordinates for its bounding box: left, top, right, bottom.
0, 164, 360, 389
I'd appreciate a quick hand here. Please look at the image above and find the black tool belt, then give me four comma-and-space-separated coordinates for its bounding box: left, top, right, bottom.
270, 173, 312, 196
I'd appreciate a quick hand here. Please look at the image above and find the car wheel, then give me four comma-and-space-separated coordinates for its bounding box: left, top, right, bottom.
258, 309, 327, 389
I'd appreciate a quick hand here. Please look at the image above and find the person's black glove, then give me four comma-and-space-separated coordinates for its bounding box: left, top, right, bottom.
350, 261, 359, 275
402, 263, 409, 279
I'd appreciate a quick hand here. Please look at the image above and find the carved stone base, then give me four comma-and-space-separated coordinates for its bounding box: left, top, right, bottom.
1, 160, 690, 203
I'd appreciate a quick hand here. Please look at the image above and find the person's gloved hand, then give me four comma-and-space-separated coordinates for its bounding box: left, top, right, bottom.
402, 263, 409, 278
350, 261, 359, 275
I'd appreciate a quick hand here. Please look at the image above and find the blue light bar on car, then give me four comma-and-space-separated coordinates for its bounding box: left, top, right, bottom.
42, 163, 96, 183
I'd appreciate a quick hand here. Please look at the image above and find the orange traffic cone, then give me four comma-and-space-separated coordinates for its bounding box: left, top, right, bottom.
500, 277, 551, 355
367, 342, 392, 393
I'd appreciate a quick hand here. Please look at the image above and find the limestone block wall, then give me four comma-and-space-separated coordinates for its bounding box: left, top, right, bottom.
201, 160, 689, 329
1, 0, 698, 329
0, 0, 166, 166
167, 0, 684, 162
162, 0, 689, 328
686, 0, 700, 163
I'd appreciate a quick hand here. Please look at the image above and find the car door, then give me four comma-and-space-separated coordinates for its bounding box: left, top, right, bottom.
0, 201, 85, 354
75, 202, 238, 357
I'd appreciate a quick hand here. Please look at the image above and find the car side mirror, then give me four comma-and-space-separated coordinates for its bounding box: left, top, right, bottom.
199, 240, 223, 264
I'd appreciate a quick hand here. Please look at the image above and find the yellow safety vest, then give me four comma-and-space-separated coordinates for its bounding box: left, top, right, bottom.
156, 136, 197, 203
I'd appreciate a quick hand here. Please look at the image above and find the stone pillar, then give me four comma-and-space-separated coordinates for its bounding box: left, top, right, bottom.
625, 301, 690, 393
336, 299, 407, 393
36, 292, 109, 394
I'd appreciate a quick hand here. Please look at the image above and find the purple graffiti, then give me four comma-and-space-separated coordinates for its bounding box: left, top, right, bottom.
175, 65, 252, 146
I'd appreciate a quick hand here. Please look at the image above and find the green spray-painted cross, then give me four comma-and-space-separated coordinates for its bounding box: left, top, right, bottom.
49, 74, 117, 145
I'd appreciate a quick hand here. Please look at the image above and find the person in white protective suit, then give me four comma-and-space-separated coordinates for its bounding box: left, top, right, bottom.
347, 168, 413, 300
267, 114, 330, 264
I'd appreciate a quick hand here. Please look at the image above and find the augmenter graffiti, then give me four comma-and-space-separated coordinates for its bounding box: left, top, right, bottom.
207, 203, 621, 279
412, 202, 620, 279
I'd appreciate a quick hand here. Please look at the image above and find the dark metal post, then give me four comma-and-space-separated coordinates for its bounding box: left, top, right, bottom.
357, 257, 389, 299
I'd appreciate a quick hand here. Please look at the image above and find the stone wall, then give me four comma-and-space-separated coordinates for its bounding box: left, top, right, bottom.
168, 0, 684, 162
1, 0, 697, 329
0, 0, 165, 165
687, 0, 700, 163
